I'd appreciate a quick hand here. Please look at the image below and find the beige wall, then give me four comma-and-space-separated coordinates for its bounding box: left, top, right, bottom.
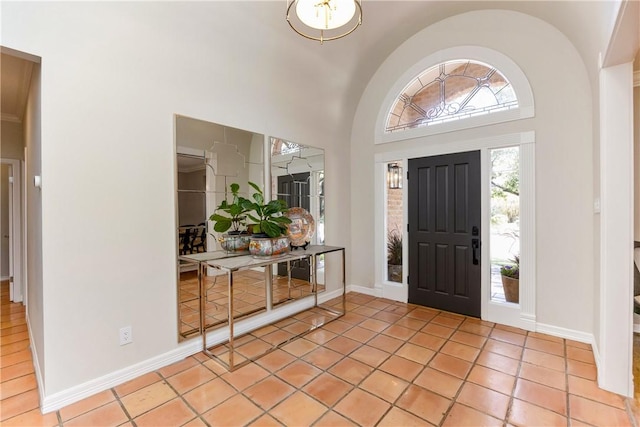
352, 10, 594, 334
635, 85, 640, 241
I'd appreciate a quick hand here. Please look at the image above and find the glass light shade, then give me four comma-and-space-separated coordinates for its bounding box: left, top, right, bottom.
295, 0, 356, 30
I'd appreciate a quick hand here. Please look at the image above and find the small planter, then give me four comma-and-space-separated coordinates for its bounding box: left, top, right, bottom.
501, 275, 519, 303
219, 233, 251, 253
387, 264, 403, 283
249, 236, 290, 257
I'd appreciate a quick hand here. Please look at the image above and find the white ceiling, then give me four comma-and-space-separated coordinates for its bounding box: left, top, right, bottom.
0, 1, 632, 128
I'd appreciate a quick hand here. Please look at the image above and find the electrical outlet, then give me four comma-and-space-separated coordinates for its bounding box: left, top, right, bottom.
119, 326, 132, 346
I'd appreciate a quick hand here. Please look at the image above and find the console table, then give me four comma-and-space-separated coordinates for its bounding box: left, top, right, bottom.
180, 245, 345, 370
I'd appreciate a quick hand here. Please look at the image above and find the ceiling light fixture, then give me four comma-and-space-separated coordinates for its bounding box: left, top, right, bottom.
286, 0, 362, 44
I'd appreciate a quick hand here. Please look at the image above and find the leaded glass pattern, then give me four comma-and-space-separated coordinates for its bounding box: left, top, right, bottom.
385, 60, 518, 133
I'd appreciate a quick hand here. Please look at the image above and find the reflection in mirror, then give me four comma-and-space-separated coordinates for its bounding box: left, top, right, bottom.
175, 115, 265, 339
271, 138, 325, 287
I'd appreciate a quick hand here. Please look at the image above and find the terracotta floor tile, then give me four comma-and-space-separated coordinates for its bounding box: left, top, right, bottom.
114, 372, 163, 397
414, 367, 463, 399
431, 313, 464, 329
379, 355, 423, 382
324, 336, 361, 355
442, 403, 503, 427
202, 393, 263, 427
0, 388, 40, 421
157, 356, 199, 378
270, 390, 327, 426
522, 348, 566, 372
133, 397, 196, 426
166, 364, 217, 394
359, 318, 391, 333
314, 410, 358, 426
467, 364, 515, 396
340, 312, 368, 325
566, 339, 592, 350
367, 334, 404, 353
59, 389, 116, 421
567, 346, 595, 364
281, 337, 318, 357
377, 407, 429, 427
342, 326, 378, 344
395, 384, 451, 425
421, 322, 455, 339
321, 320, 353, 335
514, 377, 567, 416
221, 362, 270, 391
305, 328, 338, 345
183, 377, 237, 413
64, 400, 129, 427
518, 362, 567, 390
490, 328, 526, 346
568, 375, 626, 409
328, 357, 374, 385
508, 398, 568, 426
569, 394, 631, 426
276, 359, 322, 388
302, 346, 343, 370
0, 373, 36, 400
476, 349, 520, 376
395, 342, 436, 364
393, 316, 427, 331
349, 345, 390, 368
120, 381, 177, 418
302, 372, 352, 407
254, 349, 296, 372
450, 330, 487, 348
382, 324, 416, 340
429, 353, 473, 379
359, 370, 409, 403
484, 339, 523, 360
458, 321, 493, 337
457, 382, 509, 420
525, 336, 565, 356
236, 339, 274, 359
334, 388, 391, 426
375, 311, 403, 324
528, 331, 564, 343
2, 407, 60, 427
1, 360, 34, 382
440, 340, 480, 362
244, 376, 295, 410
494, 323, 526, 335
409, 331, 446, 351
247, 413, 281, 427
567, 358, 597, 380
406, 308, 439, 322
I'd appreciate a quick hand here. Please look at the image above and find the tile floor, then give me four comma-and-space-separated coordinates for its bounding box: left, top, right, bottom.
1, 281, 637, 426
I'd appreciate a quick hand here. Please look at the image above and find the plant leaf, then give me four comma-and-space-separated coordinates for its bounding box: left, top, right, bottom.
213, 219, 231, 232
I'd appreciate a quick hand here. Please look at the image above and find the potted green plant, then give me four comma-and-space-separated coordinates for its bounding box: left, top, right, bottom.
244, 181, 292, 256
387, 231, 402, 282
500, 255, 519, 303
209, 183, 251, 252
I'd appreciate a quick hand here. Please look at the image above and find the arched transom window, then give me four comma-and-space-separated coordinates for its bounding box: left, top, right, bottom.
385, 60, 518, 133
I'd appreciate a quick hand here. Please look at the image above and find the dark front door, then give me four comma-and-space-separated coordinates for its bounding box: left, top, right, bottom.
408, 151, 481, 317
277, 173, 311, 280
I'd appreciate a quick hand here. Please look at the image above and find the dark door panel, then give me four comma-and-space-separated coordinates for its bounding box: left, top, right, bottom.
408, 151, 481, 317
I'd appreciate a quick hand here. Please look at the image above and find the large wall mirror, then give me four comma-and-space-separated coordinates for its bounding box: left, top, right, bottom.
174, 115, 326, 342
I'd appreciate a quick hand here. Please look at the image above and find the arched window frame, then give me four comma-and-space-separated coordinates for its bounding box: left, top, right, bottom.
375, 46, 534, 145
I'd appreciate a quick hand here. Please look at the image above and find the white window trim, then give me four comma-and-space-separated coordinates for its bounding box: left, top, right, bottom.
375, 46, 535, 145
374, 131, 536, 330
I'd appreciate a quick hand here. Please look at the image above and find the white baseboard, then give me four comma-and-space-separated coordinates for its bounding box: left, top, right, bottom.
40, 289, 346, 414
27, 315, 46, 411
535, 322, 593, 345
347, 284, 382, 297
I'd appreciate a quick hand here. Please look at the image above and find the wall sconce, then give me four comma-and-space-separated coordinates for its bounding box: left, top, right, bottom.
387, 163, 402, 189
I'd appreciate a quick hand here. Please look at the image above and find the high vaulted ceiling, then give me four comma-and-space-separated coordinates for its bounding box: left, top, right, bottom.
0, 1, 634, 130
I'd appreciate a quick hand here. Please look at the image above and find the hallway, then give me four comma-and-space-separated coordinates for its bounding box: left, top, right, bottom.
1, 280, 636, 426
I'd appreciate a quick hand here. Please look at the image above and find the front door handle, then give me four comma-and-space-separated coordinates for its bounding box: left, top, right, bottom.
472, 239, 480, 265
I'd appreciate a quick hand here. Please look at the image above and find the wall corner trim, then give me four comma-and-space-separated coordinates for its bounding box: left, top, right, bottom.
634, 70, 640, 87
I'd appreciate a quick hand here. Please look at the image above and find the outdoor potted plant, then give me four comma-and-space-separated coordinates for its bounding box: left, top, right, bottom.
387, 231, 402, 282
500, 255, 519, 303
209, 183, 251, 252
244, 181, 292, 257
